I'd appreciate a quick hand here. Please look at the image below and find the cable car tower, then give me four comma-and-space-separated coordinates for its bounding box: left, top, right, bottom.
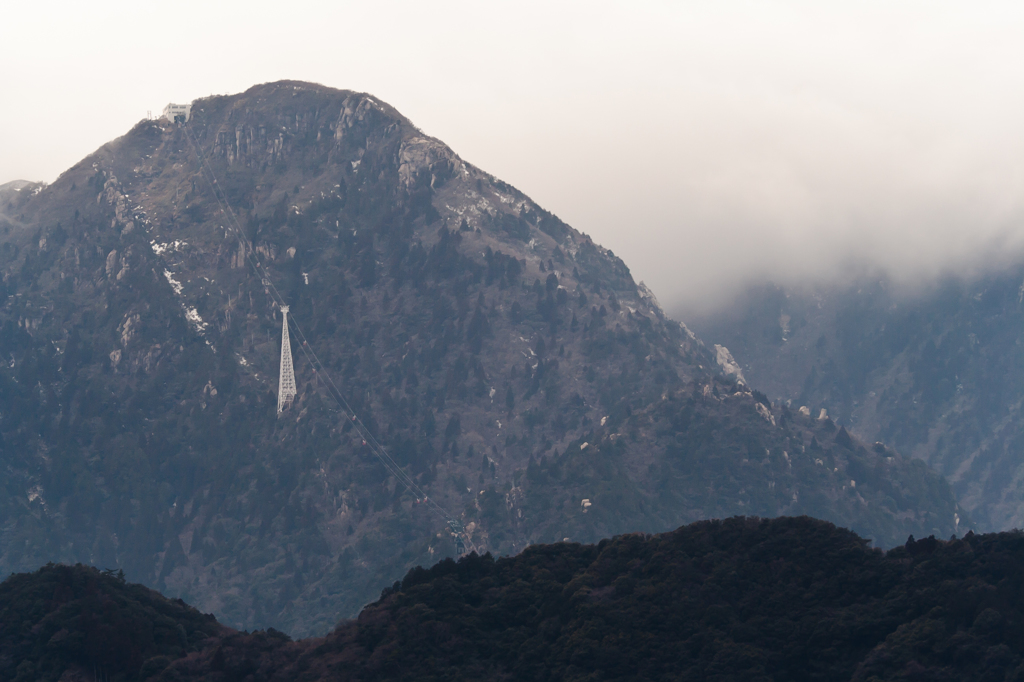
180, 121, 469, 554
277, 305, 297, 414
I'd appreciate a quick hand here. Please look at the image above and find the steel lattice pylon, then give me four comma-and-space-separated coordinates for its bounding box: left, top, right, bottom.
277, 305, 297, 414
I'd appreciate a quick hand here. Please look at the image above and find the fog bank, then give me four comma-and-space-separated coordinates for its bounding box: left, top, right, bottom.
3, 2, 1023, 314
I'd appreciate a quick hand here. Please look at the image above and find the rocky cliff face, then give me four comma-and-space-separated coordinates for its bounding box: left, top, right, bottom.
0, 81, 964, 636
688, 270, 1024, 532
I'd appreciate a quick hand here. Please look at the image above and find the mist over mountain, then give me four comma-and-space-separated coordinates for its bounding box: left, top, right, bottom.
0, 181, 33, 199
0, 81, 963, 636
0, 181, 42, 228
9, 5, 1024, 320
689, 267, 1024, 532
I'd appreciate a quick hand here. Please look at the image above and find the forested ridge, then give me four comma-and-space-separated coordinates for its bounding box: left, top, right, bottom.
0, 81, 962, 634
0, 563, 225, 682
5, 517, 1024, 681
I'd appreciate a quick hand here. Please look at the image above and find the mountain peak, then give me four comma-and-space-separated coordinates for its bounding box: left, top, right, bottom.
0, 82, 964, 635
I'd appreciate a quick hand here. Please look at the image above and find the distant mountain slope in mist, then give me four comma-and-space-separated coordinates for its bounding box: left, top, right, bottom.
0, 180, 42, 213
0, 81, 962, 636
0, 180, 33, 193
689, 270, 1024, 531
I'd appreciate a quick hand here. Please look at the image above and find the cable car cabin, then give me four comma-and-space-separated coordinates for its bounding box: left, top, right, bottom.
162, 103, 191, 124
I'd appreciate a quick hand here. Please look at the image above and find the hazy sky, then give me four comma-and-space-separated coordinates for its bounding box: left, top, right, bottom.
3, 1, 1024, 313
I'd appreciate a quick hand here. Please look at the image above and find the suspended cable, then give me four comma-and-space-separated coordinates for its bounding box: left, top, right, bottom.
178, 121, 458, 527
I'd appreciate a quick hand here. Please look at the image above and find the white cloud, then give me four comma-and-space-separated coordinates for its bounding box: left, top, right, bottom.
3, 1, 1024, 311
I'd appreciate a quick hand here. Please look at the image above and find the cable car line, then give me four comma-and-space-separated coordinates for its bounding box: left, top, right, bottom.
178, 121, 460, 533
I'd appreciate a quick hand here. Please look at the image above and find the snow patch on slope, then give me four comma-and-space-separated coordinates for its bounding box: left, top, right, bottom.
152, 240, 188, 255
185, 308, 208, 332
163, 270, 183, 295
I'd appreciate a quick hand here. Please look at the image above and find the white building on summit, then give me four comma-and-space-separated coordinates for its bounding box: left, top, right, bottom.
162, 103, 191, 124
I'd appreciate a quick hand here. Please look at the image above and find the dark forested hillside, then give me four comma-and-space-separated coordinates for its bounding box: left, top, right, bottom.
6, 518, 1024, 682
0, 81, 963, 635
687, 272, 1024, 533
0, 563, 225, 682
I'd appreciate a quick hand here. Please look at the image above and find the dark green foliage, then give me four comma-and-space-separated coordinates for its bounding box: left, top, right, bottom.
76, 517, 1024, 682
0, 563, 222, 682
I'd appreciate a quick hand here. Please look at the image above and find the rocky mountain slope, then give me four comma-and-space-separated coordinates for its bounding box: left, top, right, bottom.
6, 518, 1024, 682
688, 270, 1024, 532
0, 81, 963, 636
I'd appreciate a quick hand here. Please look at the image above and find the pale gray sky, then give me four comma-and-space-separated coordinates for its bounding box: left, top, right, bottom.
3, 1, 1024, 312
